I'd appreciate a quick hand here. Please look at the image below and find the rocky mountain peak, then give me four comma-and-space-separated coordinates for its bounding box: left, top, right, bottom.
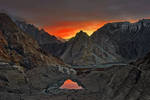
76, 30, 88, 37
67, 30, 89, 46
73, 30, 89, 40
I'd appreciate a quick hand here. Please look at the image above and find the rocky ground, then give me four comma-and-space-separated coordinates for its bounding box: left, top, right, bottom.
0, 61, 77, 100
1, 54, 150, 100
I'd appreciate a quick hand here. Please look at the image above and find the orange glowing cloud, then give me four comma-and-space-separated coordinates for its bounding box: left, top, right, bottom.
43, 19, 137, 39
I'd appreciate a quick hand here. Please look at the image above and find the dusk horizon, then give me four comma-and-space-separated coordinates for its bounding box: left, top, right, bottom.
0, 0, 150, 39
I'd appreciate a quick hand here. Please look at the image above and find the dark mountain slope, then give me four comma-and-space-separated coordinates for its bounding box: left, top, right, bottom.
15, 20, 66, 57
0, 13, 67, 69
91, 19, 150, 60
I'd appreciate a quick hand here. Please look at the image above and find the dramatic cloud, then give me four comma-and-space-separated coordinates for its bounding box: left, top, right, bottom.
0, 0, 149, 38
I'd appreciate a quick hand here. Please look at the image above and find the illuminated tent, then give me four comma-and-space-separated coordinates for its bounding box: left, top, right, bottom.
60, 79, 83, 90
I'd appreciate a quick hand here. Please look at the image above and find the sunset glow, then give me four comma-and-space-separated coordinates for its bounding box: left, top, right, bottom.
43, 20, 137, 39
43, 21, 106, 39
60, 79, 83, 90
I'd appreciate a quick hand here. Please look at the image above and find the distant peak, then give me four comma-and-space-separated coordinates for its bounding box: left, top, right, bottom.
75, 30, 88, 38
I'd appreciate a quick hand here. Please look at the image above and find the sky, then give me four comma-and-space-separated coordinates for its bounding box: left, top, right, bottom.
0, 0, 150, 39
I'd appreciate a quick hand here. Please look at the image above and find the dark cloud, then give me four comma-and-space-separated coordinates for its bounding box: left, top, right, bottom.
0, 0, 149, 26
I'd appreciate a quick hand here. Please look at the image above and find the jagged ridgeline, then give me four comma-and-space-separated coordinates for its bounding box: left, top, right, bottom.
15, 16, 150, 66
15, 20, 66, 57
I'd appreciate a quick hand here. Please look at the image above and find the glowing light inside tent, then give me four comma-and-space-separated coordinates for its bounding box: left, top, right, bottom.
60, 79, 83, 90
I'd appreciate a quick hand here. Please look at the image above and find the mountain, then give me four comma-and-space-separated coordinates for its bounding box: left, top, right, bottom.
15, 20, 66, 57
15, 21, 123, 66
60, 31, 122, 66
60, 31, 92, 65
0, 13, 67, 69
58, 19, 150, 65
14, 17, 150, 66
91, 19, 150, 61
0, 13, 78, 100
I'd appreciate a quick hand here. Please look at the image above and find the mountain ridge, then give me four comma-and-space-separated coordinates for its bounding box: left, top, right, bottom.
59, 19, 150, 65
0, 13, 68, 68
14, 16, 150, 66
